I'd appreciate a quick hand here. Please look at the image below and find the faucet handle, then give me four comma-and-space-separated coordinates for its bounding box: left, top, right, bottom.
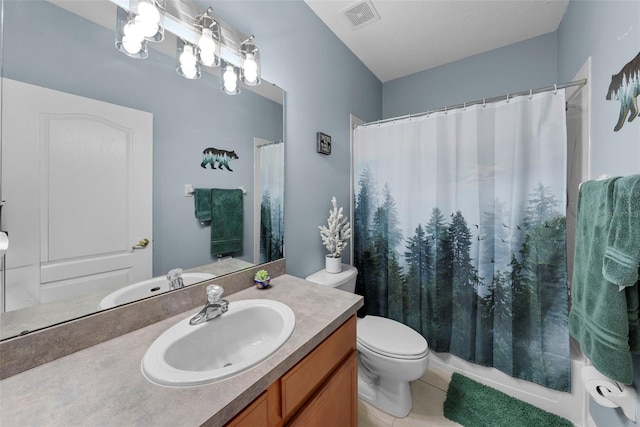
206, 285, 224, 303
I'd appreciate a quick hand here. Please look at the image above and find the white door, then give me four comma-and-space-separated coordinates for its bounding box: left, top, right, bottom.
1, 78, 153, 308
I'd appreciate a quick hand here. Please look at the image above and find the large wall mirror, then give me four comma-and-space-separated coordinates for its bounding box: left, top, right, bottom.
0, 0, 285, 340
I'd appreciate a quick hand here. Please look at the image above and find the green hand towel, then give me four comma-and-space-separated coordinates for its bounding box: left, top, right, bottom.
603, 175, 640, 287
210, 188, 243, 256
569, 177, 638, 384
194, 188, 212, 222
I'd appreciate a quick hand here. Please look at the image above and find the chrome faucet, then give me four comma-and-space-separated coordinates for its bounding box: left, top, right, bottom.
190, 284, 229, 325
167, 268, 184, 290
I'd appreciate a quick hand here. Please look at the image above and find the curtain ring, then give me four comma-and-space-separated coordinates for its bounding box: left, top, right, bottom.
463, 102, 467, 111
444, 105, 448, 114
506, 93, 510, 103
483, 99, 486, 108
426, 110, 429, 117
529, 89, 533, 100
553, 84, 558, 95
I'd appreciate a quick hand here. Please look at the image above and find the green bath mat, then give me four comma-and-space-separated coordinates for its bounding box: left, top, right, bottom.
443, 373, 573, 427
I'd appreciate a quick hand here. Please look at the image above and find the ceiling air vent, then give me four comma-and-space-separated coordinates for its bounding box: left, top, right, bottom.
342, 0, 380, 30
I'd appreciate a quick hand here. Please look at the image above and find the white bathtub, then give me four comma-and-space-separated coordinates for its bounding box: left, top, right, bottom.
98, 272, 215, 309
429, 337, 590, 426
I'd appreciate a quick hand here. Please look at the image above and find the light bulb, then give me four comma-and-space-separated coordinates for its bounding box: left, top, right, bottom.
179, 45, 197, 68
199, 50, 217, 67
137, 1, 160, 24
122, 36, 142, 54
199, 28, 216, 53
243, 53, 258, 83
181, 66, 197, 79
135, 15, 159, 38
223, 65, 238, 93
123, 20, 144, 42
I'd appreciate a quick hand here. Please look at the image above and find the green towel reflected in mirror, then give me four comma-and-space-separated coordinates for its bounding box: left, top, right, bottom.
194, 188, 243, 256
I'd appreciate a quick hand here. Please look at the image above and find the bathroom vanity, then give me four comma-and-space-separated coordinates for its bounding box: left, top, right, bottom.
228, 316, 357, 426
0, 274, 363, 426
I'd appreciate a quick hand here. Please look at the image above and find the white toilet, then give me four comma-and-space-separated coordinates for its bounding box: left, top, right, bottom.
306, 264, 429, 418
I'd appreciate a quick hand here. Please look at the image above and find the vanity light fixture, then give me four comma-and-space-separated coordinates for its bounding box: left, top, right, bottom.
131, 0, 165, 42
112, 0, 262, 94
176, 38, 201, 79
115, 6, 149, 59
195, 8, 220, 68
221, 60, 241, 95
239, 36, 261, 86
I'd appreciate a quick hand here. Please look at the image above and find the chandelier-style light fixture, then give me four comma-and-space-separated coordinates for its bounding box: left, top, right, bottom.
112, 0, 261, 95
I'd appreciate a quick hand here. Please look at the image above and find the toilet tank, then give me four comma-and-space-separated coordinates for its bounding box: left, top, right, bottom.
305, 264, 358, 293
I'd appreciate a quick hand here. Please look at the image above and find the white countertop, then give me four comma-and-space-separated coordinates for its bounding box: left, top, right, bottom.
0, 274, 363, 426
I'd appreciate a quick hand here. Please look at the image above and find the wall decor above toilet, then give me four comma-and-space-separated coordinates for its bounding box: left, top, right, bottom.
200, 147, 239, 171
316, 131, 332, 155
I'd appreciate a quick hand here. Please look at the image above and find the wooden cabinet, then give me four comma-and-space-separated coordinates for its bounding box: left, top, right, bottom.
226, 382, 281, 427
288, 351, 357, 427
226, 316, 357, 427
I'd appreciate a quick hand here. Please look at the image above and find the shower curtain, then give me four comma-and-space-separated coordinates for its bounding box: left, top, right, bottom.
258, 141, 284, 263
353, 90, 570, 391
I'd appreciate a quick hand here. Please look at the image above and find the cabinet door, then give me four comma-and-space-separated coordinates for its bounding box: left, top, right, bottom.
225, 382, 281, 427
226, 391, 269, 427
288, 351, 358, 427
281, 316, 356, 417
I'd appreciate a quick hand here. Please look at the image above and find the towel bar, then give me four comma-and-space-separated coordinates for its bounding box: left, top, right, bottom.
185, 185, 247, 196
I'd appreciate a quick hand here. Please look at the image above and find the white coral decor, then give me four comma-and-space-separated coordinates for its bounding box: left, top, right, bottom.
319, 196, 351, 258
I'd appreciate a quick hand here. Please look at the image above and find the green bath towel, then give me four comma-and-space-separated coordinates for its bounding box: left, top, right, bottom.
194, 188, 213, 222
569, 177, 640, 384
603, 175, 640, 287
210, 188, 243, 256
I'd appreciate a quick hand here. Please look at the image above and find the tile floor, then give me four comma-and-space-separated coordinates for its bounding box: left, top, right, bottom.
358, 365, 462, 427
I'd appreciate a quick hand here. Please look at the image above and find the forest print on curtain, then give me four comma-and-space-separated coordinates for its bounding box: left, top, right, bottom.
353, 90, 570, 391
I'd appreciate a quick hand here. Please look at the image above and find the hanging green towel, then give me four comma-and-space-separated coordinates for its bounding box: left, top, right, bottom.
194, 188, 213, 222
210, 188, 243, 256
603, 175, 640, 287
569, 177, 639, 384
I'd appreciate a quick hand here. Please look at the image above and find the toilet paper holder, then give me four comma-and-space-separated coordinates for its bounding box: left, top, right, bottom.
581, 366, 637, 422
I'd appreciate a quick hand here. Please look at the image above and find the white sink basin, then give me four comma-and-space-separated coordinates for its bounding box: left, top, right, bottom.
99, 272, 215, 309
141, 299, 295, 387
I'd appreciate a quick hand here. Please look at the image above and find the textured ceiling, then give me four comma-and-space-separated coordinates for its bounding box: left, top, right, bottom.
304, 0, 569, 82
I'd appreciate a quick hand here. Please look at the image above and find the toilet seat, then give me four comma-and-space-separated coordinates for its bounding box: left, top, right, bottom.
357, 316, 429, 360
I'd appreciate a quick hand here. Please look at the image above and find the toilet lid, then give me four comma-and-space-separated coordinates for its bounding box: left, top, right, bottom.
357, 316, 428, 359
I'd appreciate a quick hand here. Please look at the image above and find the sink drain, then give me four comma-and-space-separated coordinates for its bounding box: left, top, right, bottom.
223, 363, 232, 367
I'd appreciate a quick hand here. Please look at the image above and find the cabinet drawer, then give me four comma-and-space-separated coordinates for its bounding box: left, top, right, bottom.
280, 315, 356, 418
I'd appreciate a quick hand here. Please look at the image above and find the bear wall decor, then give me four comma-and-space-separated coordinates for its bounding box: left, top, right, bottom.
606, 51, 640, 132
201, 147, 239, 171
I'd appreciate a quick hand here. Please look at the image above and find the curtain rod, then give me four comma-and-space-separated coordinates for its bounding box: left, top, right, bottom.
356, 78, 587, 129
257, 140, 283, 148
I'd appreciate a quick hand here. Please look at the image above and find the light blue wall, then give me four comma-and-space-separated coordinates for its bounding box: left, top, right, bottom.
382, 32, 558, 118
207, 1, 383, 278
558, 1, 640, 425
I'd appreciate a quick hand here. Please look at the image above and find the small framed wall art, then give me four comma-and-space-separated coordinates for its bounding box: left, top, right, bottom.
317, 132, 331, 155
